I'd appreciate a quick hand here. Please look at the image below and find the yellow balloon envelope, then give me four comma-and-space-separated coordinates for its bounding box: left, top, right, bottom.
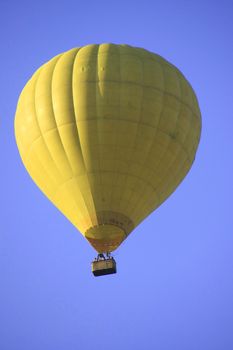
15, 44, 201, 253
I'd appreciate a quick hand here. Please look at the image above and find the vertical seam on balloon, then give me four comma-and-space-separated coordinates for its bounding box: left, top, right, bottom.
48, 52, 89, 224
124, 54, 162, 224
128, 55, 164, 221
33, 60, 64, 187
129, 57, 167, 221
116, 48, 144, 223
50, 54, 74, 176
113, 48, 125, 223
142, 63, 182, 211
84, 44, 100, 226
57, 48, 91, 231
121, 52, 146, 221
72, 46, 99, 228
43, 49, 89, 231
112, 47, 122, 218
100, 45, 118, 218
69, 47, 96, 230
127, 58, 163, 213
80, 44, 100, 227
109, 45, 123, 216
96, 44, 104, 226
103, 45, 120, 218
113, 45, 130, 220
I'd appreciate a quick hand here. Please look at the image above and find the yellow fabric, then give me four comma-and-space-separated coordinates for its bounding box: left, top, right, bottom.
15, 44, 201, 253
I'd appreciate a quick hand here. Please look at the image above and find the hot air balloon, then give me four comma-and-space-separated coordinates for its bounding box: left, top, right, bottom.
15, 44, 201, 276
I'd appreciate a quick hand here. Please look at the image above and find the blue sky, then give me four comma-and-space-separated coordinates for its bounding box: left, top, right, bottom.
1, 1, 233, 349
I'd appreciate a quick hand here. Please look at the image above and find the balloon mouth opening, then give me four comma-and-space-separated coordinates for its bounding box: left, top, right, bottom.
84, 224, 126, 253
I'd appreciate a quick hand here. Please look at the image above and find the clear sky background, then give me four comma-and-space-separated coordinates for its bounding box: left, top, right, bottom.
1, 1, 233, 349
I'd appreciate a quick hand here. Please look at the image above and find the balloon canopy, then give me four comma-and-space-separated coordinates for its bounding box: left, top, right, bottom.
15, 44, 201, 253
